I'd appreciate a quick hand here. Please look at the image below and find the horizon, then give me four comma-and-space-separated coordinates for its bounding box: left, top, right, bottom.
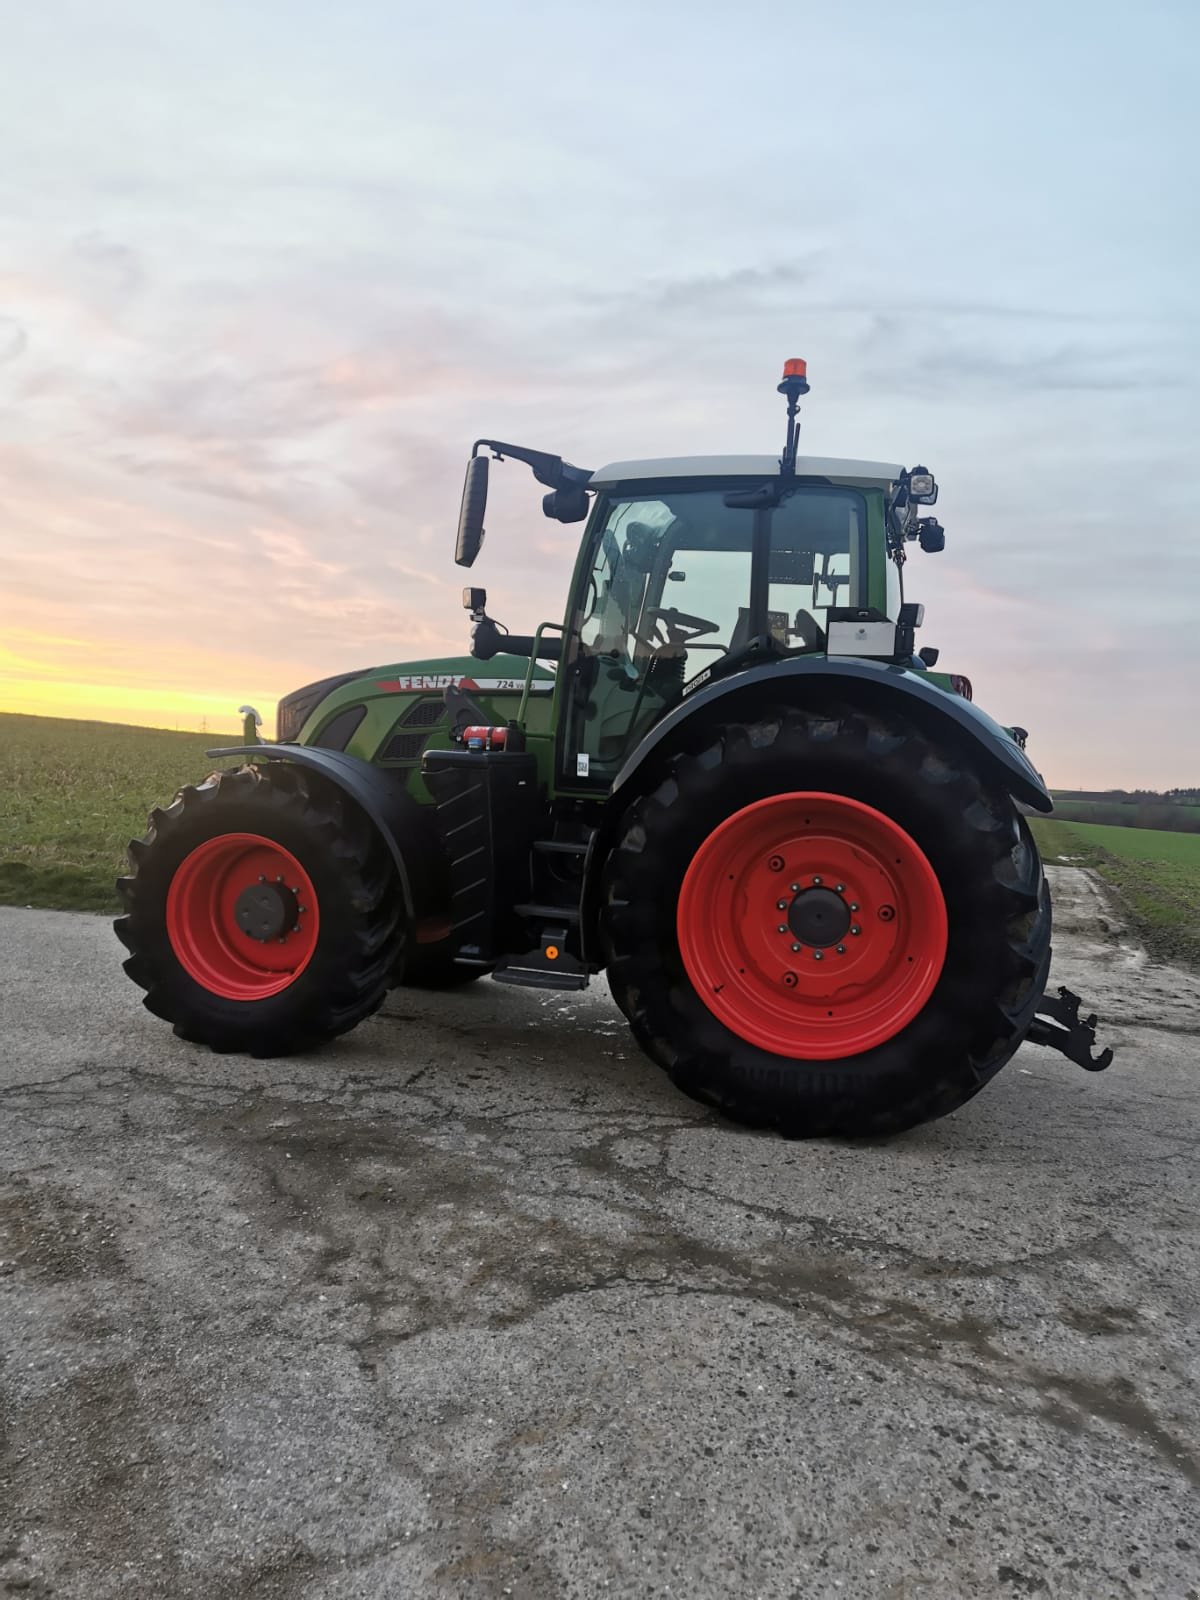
2, 1, 1197, 789
4, 708, 1197, 797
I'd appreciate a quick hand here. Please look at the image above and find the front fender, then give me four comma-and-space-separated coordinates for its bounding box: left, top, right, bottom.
206, 743, 423, 919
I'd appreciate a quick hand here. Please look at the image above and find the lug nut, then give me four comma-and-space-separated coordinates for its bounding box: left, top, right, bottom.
776, 899, 787, 910
258, 874, 267, 883
783, 971, 798, 987
813, 876, 823, 885
835, 883, 845, 893
849, 903, 859, 912
836, 943, 846, 954
813, 951, 824, 961
851, 925, 861, 936
292, 923, 301, 933
789, 883, 800, 893
777, 925, 788, 935
791, 943, 802, 953
297, 905, 306, 914
276, 875, 284, 884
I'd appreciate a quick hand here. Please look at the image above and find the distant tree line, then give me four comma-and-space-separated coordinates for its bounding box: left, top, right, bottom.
1051, 789, 1200, 834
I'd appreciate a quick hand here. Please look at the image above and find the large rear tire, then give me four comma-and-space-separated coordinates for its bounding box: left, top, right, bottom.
600, 702, 1050, 1137
115, 765, 404, 1056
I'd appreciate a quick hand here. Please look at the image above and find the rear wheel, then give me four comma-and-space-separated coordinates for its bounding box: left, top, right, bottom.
601, 702, 1051, 1137
115, 765, 404, 1055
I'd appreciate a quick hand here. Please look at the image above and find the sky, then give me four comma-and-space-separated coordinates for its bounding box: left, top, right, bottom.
1, 0, 1197, 788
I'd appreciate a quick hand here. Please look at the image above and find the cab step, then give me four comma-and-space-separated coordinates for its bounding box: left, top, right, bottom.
491, 927, 589, 991
513, 902, 581, 923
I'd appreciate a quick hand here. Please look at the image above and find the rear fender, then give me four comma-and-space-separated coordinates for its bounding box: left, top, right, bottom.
579, 657, 1051, 962
206, 744, 430, 920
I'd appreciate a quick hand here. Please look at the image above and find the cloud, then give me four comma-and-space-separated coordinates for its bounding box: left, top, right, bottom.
70, 231, 144, 304
0, 317, 27, 362
589, 259, 825, 314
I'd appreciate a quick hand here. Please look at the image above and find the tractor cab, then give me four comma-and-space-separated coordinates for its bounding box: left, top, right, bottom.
457, 360, 946, 785
561, 460, 886, 780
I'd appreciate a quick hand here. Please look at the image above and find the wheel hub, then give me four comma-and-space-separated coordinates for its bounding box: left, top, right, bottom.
234, 880, 299, 943
675, 791, 948, 1060
787, 887, 851, 948
166, 834, 320, 1000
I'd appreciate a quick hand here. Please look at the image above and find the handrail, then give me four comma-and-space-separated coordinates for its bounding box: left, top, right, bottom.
518, 622, 565, 725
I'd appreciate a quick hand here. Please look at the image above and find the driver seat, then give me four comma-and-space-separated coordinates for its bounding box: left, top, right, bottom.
792, 607, 826, 650
729, 607, 753, 654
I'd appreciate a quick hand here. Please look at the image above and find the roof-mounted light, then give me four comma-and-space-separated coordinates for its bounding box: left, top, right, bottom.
778, 358, 810, 474
778, 358, 810, 398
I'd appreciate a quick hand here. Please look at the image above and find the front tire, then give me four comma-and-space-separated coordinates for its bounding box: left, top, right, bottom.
601, 702, 1050, 1138
115, 765, 404, 1055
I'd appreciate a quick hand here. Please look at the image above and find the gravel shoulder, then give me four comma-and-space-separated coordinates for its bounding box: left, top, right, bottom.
1, 866, 1197, 1599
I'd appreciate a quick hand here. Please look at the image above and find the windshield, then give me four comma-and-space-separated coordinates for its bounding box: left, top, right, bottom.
569, 482, 866, 777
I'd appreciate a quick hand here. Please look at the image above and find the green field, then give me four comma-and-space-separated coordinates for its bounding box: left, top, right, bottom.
1052, 796, 1200, 821
0, 714, 229, 912
1048, 795, 1200, 833
1031, 816, 1200, 967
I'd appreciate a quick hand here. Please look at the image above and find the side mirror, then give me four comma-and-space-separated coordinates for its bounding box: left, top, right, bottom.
455, 455, 489, 568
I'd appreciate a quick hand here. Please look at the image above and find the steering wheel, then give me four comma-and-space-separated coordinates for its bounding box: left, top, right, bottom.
633, 605, 720, 652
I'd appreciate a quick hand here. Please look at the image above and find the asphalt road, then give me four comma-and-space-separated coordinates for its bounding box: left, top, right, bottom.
1, 867, 1197, 1600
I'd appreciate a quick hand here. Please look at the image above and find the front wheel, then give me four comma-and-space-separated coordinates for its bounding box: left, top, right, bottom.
600, 702, 1051, 1137
115, 765, 404, 1055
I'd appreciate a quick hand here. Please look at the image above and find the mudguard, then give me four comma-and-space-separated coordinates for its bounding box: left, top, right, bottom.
612, 657, 1051, 811
579, 657, 1051, 963
205, 743, 426, 919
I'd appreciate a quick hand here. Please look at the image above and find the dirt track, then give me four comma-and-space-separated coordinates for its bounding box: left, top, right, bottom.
1, 866, 1197, 1599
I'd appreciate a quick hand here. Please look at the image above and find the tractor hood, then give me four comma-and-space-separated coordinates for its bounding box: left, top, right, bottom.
276, 655, 553, 743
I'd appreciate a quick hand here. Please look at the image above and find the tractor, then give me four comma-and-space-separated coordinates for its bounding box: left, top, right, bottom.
115, 360, 1111, 1137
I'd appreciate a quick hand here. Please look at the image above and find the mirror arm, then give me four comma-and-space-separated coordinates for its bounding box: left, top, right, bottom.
471, 439, 592, 491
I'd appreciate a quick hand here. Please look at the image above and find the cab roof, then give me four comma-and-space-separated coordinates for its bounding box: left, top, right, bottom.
588, 454, 904, 488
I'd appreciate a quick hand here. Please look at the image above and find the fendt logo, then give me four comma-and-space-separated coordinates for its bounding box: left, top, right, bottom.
375, 676, 551, 693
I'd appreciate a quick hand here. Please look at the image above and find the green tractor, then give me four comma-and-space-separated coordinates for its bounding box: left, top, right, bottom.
116, 360, 1111, 1136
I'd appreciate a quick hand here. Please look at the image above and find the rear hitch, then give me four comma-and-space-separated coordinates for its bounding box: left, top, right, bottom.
1026, 986, 1114, 1072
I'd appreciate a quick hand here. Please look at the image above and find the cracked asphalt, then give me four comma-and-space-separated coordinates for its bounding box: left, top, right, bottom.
1, 866, 1197, 1600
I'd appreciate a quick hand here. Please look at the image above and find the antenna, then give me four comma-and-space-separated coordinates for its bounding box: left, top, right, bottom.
777, 358, 810, 477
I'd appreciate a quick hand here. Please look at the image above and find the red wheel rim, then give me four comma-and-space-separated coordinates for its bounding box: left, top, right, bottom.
676, 792, 947, 1060
166, 833, 320, 1001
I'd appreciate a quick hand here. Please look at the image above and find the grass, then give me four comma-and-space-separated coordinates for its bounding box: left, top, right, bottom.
0, 714, 230, 912
1031, 816, 1200, 968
